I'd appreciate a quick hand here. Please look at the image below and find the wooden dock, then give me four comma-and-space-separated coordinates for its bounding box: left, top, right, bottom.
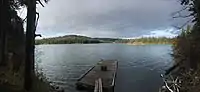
76, 60, 118, 92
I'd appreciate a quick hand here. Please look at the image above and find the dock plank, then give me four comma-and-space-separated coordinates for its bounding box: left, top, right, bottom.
76, 60, 118, 92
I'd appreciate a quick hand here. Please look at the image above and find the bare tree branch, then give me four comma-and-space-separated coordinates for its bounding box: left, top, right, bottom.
23, 16, 27, 22
35, 12, 39, 28
171, 6, 188, 16
160, 74, 181, 92
37, 0, 44, 7
180, 18, 194, 28
35, 34, 42, 37
172, 18, 194, 30
173, 14, 191, 19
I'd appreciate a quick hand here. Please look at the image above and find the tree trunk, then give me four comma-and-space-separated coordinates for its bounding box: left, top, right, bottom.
24, 0, 36, 90
0, 0, 9, 66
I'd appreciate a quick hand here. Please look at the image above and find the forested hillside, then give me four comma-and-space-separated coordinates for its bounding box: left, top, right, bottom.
36, 35, 174, 45
35, 35, 119, 44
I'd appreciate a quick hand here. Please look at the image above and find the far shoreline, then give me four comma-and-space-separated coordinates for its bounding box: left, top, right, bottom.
126, 42, 172, 45
35, 42, 172, 45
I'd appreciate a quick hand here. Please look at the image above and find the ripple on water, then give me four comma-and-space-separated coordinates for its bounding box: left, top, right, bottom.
35, 44, 173, 92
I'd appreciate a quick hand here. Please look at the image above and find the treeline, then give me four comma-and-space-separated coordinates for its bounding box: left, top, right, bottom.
115, 37, 174, 44
160, 0, 200, 92
35, 35, 119, 45
36, 35, 174, 45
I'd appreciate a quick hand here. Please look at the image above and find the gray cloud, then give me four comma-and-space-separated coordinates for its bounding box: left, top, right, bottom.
36, 0, 188, 38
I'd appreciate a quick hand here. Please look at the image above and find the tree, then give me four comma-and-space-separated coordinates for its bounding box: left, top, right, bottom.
170, 0, 200, 70
0, 0, 10, 65
24, 0, 49, 90
0, 0, 48, 90
24, 0, 36, 90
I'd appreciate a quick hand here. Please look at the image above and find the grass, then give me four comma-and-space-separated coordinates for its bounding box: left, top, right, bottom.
0, 63, 61, 92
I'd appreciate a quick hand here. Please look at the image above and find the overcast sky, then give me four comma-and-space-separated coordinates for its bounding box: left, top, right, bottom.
20, 0, 189, 38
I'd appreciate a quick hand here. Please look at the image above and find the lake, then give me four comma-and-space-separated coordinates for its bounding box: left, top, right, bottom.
35, 44, 173, 92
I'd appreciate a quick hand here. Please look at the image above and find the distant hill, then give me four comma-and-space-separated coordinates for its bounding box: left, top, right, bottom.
35, 35, 119, 45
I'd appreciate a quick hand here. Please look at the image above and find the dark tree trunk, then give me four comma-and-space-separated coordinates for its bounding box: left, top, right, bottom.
0, 0, 9, 66
24, 0, 36, 90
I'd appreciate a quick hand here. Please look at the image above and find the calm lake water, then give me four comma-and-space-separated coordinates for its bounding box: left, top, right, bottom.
35, 44, 173, 92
